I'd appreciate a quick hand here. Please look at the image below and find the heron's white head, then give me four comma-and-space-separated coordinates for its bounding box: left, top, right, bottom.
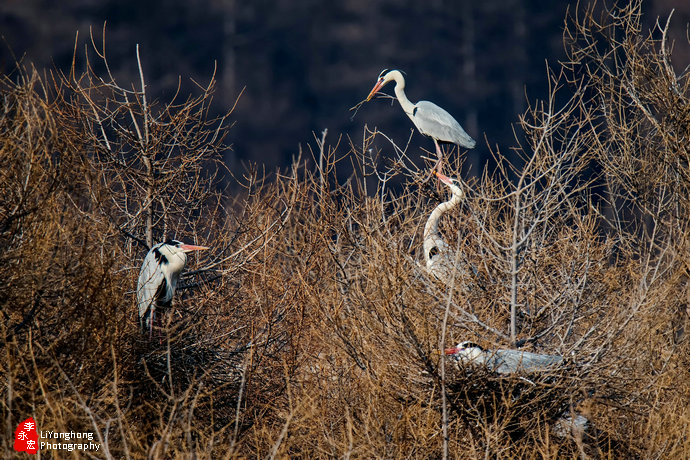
434, 171, 463, 198
159, 239, 209, 254
444, 341, 485, 362
155, 240, 209, 274
366, 69, 404, 101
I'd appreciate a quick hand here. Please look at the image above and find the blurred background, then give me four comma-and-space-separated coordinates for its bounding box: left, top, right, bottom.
2, 0, 689, 178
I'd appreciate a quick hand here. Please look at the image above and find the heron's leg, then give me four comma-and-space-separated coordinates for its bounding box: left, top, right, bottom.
432, 139, 445, 192
158, 312, 164, 345
149, 309, 154, 339
160, 310, 168, 344
434, 139, 444, 174
161, 310, 171, 345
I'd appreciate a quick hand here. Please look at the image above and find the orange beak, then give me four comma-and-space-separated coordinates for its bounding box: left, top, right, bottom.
180, 244, 209, 252
444, 347, 460, 355
366, 79, 385, 101
434, 170, 452, 185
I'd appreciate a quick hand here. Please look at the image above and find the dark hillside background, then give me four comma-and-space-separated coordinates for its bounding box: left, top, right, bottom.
2, 1, 689, 177
3, 3, 690, 457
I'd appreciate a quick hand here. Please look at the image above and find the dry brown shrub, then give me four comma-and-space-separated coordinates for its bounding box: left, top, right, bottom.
2, 2, 690, 459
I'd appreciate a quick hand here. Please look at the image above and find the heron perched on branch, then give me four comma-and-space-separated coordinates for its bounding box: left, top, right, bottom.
137, 240, 208, 336
445, 341, 563, 375
424, 171, 466, 285
366, 69, 475, 173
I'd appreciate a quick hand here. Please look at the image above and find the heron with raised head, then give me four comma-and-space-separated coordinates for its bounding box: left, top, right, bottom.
424, 171, 465, 285
366, 69, 476, 173
137, 239, 208, 336
444, 341, 563, 375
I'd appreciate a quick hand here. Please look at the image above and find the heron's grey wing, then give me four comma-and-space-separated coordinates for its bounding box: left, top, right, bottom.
518, 351, 563, 373
483, 351, 511, 374
492, 349, 563, 374
137, 251, 165, 321
414, 100, 476, 148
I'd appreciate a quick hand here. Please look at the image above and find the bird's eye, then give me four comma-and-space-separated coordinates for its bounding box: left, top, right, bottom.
429, 247, 439, 258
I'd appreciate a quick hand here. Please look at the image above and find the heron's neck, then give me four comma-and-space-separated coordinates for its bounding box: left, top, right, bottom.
424, 190, 462, 241
163, 250, 188, 281
392, 76, 416, 116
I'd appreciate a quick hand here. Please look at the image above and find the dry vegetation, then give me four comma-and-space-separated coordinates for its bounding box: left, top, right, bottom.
2, 2, 690, 458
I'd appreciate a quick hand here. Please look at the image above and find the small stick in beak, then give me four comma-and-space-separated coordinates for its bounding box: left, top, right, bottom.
366, 80, 385, 101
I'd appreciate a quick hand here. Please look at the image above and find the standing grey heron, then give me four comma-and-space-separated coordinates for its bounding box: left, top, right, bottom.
424, 171, 465, 285
137, 239, 208, 336
366, 69, 476, 172
444, 341, 563, 375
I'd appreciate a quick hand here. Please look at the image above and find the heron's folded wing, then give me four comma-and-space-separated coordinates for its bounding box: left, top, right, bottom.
137, 253, 165, 318
415, 100, 476, 148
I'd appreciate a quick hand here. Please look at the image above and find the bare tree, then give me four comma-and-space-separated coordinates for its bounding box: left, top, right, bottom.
59, 29, 233, 251
3, 3, 690, 458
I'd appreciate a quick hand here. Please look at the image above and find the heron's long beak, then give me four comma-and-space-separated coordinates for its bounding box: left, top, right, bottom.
366, 79, 385, 101
180, 244, 209, 252
444, 347, 460, 355
434, 170, 452, 185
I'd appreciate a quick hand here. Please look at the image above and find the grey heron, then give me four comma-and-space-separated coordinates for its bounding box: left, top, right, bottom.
366, 69, 475, 172
137, 239, 208, 336
424, 171, 465, 285
444, 341, 563, 375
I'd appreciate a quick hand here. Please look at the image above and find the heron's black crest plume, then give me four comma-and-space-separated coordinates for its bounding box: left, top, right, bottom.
153, 248, 168, 265
459, 341, 483, 350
